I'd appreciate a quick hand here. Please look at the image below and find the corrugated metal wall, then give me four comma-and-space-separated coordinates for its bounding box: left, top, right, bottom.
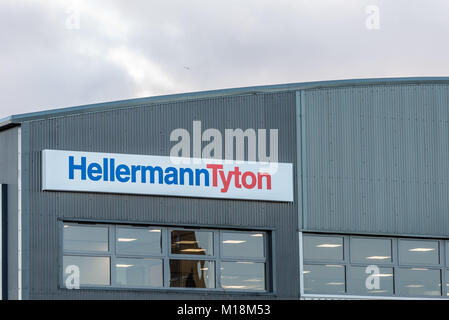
301, 84, 449, 236
21, 92, 299, 299
20, 81, 449, 299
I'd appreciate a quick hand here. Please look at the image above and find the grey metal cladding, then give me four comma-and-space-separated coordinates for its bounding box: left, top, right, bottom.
3, 77, 449, 129
301, 84, 449, 236
22, 92, 299, 299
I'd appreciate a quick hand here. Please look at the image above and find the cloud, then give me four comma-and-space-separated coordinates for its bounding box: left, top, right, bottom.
0, 0, 448, 119
106, 46, 176, 97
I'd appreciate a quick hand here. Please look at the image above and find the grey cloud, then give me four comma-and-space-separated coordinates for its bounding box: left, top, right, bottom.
0, 0, 448, 119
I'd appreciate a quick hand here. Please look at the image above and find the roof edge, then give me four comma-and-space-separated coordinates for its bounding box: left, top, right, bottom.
0, 116, 19, 132
2, 76, 449, 127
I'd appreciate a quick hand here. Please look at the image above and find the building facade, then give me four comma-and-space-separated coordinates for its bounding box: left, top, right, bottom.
1, 77, 449, 299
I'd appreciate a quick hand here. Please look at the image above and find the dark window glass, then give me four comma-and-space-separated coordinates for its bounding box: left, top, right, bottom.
115, 258, 163, 287
350, 238, 392, 264
303, 235, 343, 261
169, 260, 214, 288
399, 240, 439, 265
63, 224, 108, 252
349, 266, 393, 296
397, 268, 441, 296
63, 256, 110, 286
221, 262, 265, 291
116, 227, 162, 255
303, 264, 345, 294
171, 230, 213, 255
222, 232, 264, 258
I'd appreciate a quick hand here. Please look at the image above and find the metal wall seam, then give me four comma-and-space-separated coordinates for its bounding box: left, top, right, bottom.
295, 91, 302, 230
300, 90, 307, 230
21, 123, 29, 300
17, 127, 21, 300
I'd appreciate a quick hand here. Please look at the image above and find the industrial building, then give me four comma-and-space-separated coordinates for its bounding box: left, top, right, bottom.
1, 77, 449, 299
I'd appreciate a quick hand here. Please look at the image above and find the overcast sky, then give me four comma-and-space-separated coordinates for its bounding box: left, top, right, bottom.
0, 0, 448, 119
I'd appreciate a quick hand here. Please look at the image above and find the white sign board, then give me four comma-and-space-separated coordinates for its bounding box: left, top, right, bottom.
42, 150, 294, 202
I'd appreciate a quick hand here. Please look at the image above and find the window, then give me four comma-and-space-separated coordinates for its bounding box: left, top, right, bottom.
220, 231, 267, 291
302, 235, 345, 295
61, 222, 270, 292
221, 232, 265, 258
169, 229, 215, 288
446, 270, 449, 296
170, 230, 213, 256
116, 227, 162, 255
303, 235, 344, 262
169, 260, 215, 288
350, 238, 392, 264
63, 224, 109, 252
446, 242, 449, 266
348, 266, 394, 296
115, 258, 163, 288
303, 264, 345, 294
397, 268, 441, 297
302, 234, 449, 298
220, 262, 265, 291
62, 224, 111, 287
399, 240, 439, 265
63, 256, 110, 286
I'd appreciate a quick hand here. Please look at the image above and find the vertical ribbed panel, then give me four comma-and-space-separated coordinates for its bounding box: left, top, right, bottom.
302, 84, 449, 236
22, 92, 299, 299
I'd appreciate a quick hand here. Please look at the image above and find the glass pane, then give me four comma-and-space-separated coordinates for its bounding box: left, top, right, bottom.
397, 268, 441, 296
446, 242, 449, 266
349, 266, 394, 296
221, 262, 265, 291
63, 224, 108, 252
446, 270, 449, 297
116, 227, 162, 255
222, 232, 265, 258
399, 240, 439, 265
350, 238, 392, 264
63, 255, 110, 286
303, 235, 343, 261
171, 230, 213, 255
115, 258, 163, 287
169, 260, 215, 288
303, 264, 345, 294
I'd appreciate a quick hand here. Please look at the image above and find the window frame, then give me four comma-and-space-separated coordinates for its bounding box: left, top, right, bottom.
349, 236, 394, 266
60, 222, 113, 288
115, 225, 163, 257
114, 225, 165, 289
59, 221, 271, 293
395, 266, 443, 297
302, 263, 347, 295
302, 234, 345, 263
397, 238, 441, 267
346, 265, 395, 296
62, 223, 110, 254
300, 232, 449, 299
167, 227, 218, 289
219, 230, 268, 291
